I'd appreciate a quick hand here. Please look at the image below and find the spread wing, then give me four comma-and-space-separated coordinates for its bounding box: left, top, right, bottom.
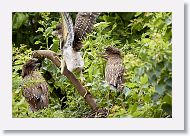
60, 12, 74, 49
73, 12, 101, 51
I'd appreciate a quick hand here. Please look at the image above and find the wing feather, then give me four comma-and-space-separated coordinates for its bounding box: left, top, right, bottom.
22, 72, 49, 111
73, 12, 101, 51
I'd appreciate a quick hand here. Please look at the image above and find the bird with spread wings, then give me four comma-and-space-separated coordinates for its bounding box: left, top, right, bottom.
52, 12, 101, 74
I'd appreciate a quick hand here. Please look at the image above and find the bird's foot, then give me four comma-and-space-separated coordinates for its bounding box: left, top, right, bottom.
83, 90, 88, 98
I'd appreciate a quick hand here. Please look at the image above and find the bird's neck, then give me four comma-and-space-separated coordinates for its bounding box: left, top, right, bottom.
108, 54, 121, 59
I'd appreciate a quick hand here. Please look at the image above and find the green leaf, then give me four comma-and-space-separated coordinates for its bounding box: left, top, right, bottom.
135, 67, 144, 76
155, 84, 165, 95
163, 94, 172, 105
34, 41, 42, 44
12, 13, 29, 30
88, 65, 93, 81
94, 22, 110, 31
15, 88, 21, 94
140, 74, 148, 84
36, 27, 44, 33
127, 83, 136, 88
43, 27, 53, 37
50, 39, 59, 52
161, 103, 172, 115
123, 87, 131, 96
129, 104, 137, 114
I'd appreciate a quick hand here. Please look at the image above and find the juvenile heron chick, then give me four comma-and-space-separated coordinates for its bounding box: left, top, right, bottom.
52, 12, 100, 73
21, 58, 49, 112
103, 46, 125, 92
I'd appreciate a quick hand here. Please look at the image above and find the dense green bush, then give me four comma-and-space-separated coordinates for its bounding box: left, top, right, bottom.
12, 12, 172, 118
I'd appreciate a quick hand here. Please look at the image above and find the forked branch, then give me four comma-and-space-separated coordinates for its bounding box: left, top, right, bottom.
32, 50, 98, 111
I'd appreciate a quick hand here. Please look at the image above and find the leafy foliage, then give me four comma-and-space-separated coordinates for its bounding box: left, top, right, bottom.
12, 12, 172, 118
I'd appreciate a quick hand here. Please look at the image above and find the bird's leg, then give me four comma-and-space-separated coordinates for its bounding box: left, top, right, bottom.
60, 39, 66, 74
60, 57, 65, 74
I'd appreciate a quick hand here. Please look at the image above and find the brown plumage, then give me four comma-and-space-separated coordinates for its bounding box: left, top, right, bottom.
21, 58, 49, 111
73, 12, 101, 51
103, 46, 125, 92
53, 12, 100, 51
52, 12, 100, 73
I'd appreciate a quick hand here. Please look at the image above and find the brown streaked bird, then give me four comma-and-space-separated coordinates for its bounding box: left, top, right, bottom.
21, 58, 49, 112
103, 46, 125, 92
52, 12, 101, 73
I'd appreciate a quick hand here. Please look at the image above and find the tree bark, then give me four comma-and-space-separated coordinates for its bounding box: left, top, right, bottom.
32, 50, 98, 111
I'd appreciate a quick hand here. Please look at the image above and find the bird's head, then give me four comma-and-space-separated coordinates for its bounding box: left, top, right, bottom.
105, 46, 121, 55
52, 18, 73, 50
52, 23, 64, 40
101, 46, 122, 59
22, 58, 41, 78
52, 23, 65, 50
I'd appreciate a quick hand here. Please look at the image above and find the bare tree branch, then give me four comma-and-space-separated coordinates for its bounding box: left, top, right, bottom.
32, 50, 98, 111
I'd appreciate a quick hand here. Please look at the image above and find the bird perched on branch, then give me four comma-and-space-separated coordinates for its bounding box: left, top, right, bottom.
52, 12, 101, 73
21, 58, 49, 112
102, 46, 125, 92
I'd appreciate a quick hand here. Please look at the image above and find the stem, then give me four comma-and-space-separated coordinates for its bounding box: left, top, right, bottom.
46, 37, 49, 49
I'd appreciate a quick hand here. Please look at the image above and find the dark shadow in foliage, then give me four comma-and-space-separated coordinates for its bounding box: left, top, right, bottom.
42, 70, 67, 109
12, 12, 60, 50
